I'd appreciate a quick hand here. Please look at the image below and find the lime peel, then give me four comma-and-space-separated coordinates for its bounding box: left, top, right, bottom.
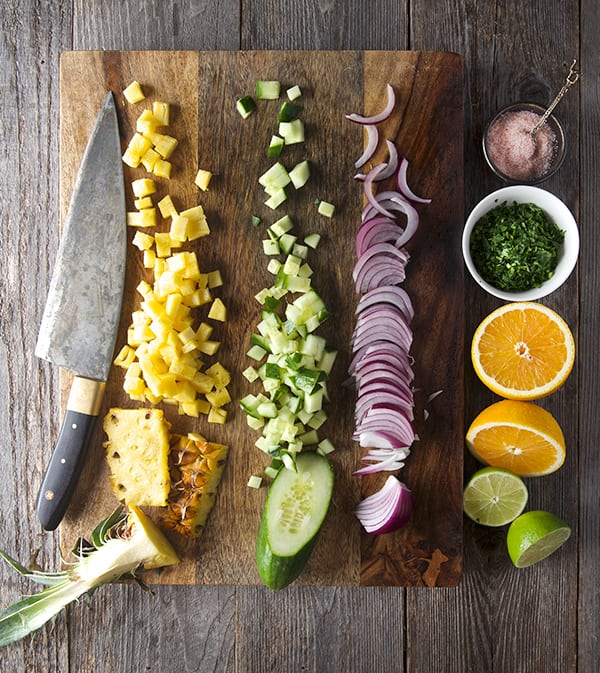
507, 510, 571, 568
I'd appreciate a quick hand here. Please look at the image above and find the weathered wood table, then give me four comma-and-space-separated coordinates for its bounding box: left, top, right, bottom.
0, 1, 597, 672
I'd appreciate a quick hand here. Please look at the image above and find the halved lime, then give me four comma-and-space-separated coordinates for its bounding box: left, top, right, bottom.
507, 510, 571, 568
463, 466, 528, 527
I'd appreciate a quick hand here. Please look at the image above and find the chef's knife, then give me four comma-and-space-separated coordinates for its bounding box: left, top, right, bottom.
35, 91, 126, 531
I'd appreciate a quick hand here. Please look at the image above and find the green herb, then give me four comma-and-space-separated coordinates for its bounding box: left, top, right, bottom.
470, 201, 565, 291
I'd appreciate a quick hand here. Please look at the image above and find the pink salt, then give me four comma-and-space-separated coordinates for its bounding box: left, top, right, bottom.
485, 110, 557, 181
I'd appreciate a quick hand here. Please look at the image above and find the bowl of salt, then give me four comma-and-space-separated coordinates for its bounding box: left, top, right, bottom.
482, 102, 566, 185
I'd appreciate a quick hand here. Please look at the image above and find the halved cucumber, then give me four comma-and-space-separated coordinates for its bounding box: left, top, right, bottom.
256, 452, 334, 590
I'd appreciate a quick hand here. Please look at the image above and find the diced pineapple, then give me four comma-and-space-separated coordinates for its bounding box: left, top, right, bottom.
194, 169, 213, 191
153, 159, 172, 179
134, 196, 153, 210
123, 81, 145, 104
145, 132, 178, 159
136, 109, 161, 135
103, 408, 171, 507
169, 214, 189, 243
157, 194, 177, 218
132, 178, 157, 198
152, 101, 170, 126
161, 434, 229, 538
132, 231, 155, 251
207, 270, 223, 288
208, 297, 226, 322
208, 406, 227, 424
127, 209, 157, 228
141, 147, 161, 172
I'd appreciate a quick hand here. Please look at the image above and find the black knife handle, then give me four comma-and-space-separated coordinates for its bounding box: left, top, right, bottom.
36, 376, 105, 531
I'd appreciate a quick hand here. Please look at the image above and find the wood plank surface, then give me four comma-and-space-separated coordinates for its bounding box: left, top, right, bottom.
58, 49, 463, 588
1, 1, 596, 672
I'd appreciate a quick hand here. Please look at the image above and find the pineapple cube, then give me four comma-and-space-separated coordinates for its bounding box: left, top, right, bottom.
122, 147, 142, 168
205, 362, 231, 387
103, 408, 171, 507
145, 132, 178, 159
134, 196, 153, 210
132, 178, 157, 198
140, 147, 161, 172
155, 232, 172, 257
207, 270, 223, 288
143, 249, 156, 268
127, 208, 157, 228
128, 133, 153, 158
158, 194, 177, 218
113, 344, 136, 369
169, 214, 189, 243
136, 109, 161, 135
152, 101, 170, 126
208, 297, 226, 322
153, 159, 172, 179
123, 81, 145, 104
132, 231, 154, 251
208, 407, 227, 424
194, 169, 213, 191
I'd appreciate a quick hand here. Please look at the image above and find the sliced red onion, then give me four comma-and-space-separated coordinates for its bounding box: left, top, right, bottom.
354, 140, 399, 181
363, 164, 396, 217
353, 454, 406, 475
345, 83, 396, 125
397, 156, 431, 204
355, 286, 414, 321
355, 476, 413, 533
349, 342, 415, 377
353, 241, 410, 283
354, 124, 379, 169
356, 217, 403, 256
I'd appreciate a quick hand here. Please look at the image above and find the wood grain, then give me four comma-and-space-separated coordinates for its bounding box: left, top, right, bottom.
57, 50, 463, 587
1, 0, 596, 672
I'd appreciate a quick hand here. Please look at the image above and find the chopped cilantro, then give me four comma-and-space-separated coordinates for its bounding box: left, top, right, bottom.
470, 201, 565, 291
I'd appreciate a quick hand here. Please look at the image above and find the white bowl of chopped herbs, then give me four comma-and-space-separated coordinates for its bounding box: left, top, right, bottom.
462, 186, 579, 300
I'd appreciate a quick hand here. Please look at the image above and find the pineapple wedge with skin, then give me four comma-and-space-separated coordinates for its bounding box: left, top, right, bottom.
161, 433, 229, 538
103, 408, 171, 507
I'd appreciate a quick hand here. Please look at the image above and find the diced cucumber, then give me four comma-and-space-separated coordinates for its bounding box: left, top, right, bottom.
268, 135, 285, 157
270, 215, 294, 238
317, 200, 335, 218
252, 215, 262, 227
247, 475, 263, 488
289, 160, 310, 189
247, 344, 267, 361
255, 452, 334, 590
259, 162, 291, 189
292, 243, 309, 260
236, 95, 256, 119
242, 366, 260, 382
279, 119, 305, 144
262, 239, 280, 256
303, 233, 321, 249
278, 101, 303, 122
256, 80, 281, 100
265, 188, 287, 210
278, 233, 298, 255
286, 85, 302, 101
317, 438, 335, 455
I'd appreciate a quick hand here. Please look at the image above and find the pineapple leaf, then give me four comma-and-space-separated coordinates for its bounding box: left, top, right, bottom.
0, 551, 68, 588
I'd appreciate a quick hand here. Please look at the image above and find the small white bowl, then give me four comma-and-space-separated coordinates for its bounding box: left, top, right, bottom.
462, 185, 579, 301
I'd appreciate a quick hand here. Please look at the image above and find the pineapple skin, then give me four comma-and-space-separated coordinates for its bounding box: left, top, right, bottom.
161, 434, 229, 538
103, 408, 171, 507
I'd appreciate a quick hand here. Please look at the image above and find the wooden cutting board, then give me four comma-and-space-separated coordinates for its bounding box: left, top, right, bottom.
58, 50, 463, 587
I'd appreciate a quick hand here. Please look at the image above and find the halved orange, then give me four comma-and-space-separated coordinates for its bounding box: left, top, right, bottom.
472, 302, 575, 400
466, 400, 566, 476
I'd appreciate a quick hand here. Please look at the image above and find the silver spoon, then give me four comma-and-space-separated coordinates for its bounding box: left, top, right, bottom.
531, 59, 580, 136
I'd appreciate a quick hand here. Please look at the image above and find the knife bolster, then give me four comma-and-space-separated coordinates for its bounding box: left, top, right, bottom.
67, 376, 106, 416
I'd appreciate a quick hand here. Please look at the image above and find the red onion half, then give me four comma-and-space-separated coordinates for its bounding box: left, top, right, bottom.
355, 476, 413, 533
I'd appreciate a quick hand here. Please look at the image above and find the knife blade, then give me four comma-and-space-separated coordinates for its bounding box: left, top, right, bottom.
35, 91, 126, 531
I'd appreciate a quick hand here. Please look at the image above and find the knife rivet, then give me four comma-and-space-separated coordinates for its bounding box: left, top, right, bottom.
71, 423, 78, 430
60, 458, 66, 464
44, 490, 55, 501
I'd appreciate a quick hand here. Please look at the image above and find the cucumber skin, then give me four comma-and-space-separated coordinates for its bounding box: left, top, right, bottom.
256, 514, 321, 591
255, 453, 333, 591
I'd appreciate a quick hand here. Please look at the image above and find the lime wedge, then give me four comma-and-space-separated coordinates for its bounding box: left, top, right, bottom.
463, 466, 528, 527
507, 510, 571, 568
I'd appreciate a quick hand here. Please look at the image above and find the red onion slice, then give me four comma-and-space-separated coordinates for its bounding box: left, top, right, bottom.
356, 217, 402, 256
355, 476, 413, 533
355, 140, 400, 181
363, 164, 395, 218
355, 286, 414, 321
345, 83, 396, 125
354, 124, 379, 169
397, 156, 432, 204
